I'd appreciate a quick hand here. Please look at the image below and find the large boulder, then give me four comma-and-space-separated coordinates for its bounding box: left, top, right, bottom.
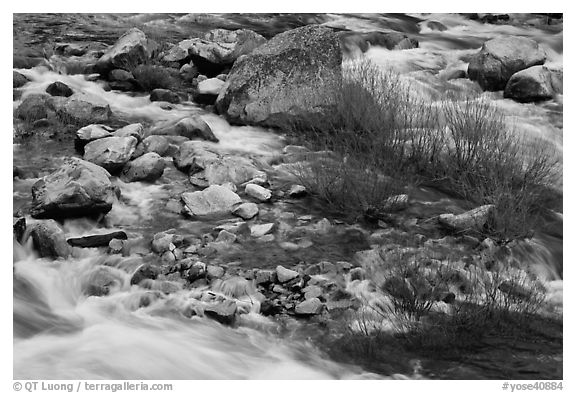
46, 81, 73, 97
190, 156, 265, 187
74, 124, 113, 154
30, 158, 117, 219
142, 135, 170, 156
468, 36, 547, 91
156, 117, 219, 142
150, 89, 180, 104
83, 136, 138, 172
13, 71, 30, 88
56, 92, 112, 125
215, 25, 342, 127
14, 94, 54, 122
120, 152, 165, 182
181, 185, 241, 218
438, 204, 495, 232
96, 28, 152, 73
504, 66, 561, 102
173, 142, 219, 173
29, 219, 71, 259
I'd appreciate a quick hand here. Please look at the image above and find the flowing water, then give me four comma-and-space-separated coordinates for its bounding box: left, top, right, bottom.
13, 13, 562, 379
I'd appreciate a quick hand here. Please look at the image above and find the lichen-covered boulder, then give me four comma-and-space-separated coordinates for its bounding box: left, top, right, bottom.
30, 158, 117, 219
468, 36, 546, 91
216, 25, 342, 127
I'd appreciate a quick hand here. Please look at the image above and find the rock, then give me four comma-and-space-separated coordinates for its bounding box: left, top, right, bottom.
46, 81, 73, 97
150, 88, 180, 104
173, 142, 219, 173
84, 136, 138, 172
13, 217, 26, 243
206, 265, 225, 279
130, 263, 161, 285
438, 205, 495, 232
303, 285, 323, 300
142, 135, 170, 156
255, 270, 275, 285
57, 92, 112, 125
113, 123, 144, 140
232, 202, 259, 220
198, 78, 226, 95
349, 267, 366, 281
468, 36, 547, 91
192, 156, 265, 186
216, 25, 342, 127
215, 230, 237, 243
504, 66, 559, 102
287, 184, 307, 198
109, 69, 135, 82
30, 158, 117, 219
163, 40, 195, 63
175, 117, 218, 142
74, 124, 113, 153
151, 232, 176, 254
245, 183, 272, 202
14, 94, 54, 122
426, 21, 448, 31
276, 265, 299, 283
108, 238, 125, 253
121, 152, 165, 182
383, 194, 409, 211
83, 267, 121, 296
67, 231, 127, 248
29, 220, 71, 259
96, 28, 152, 73
13, 71, 29, 88
295, 298, 324, 315
181, 185, 242, 217
340, 31, 418, 55
250, 223, 274, 237
204, 299, 237, 325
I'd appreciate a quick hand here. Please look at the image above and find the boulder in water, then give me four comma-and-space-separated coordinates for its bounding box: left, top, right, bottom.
468, 36, 547, 91
84, 136, 138, 172
245, 183, 272, 202
29, 219, 71, 259
204, 299, 237, 325
46, 81, 73, 97
120, 152, 165, 182
191, 156, 265, 186
96, 28, 153, 73
173, 142, 219, 173
56, 91, 112, 125
30, 158, 117, 219
216, 25, 342, 127
13, 71, 30, 88
150, 88, 180, 104
276, 265, 299, 283
14, 94, 54, 122
13, 217, 26, 243
74, 124, 113, 154
142, 135, 170, 156
130, 263, 161, 285
181, 185, 241, 218
504, 66, 560, 102
438, 204, 495, 232
232, 202, 259, 220
295, 298, 324, 315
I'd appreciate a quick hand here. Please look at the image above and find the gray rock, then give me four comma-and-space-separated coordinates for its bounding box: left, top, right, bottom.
56, 91, 112, 125
142, 135, 170, 156
13, 71, 30, 88
295, 298, 324, 315
186, 28, 266, 66
75, 124, 113, 153
232, 202, 259, 220
276, 265, 299, 283
109, 69, 135, 82
215, 230, 237, 243
113, 123, 144, 140
206, 265, 225, 279
29, 219, 71, 259
46, 81, 73, 97
96, 28, 152, 72
121, 152, 165, 182
130, 263, 161, 285
216, 25, 342, 126
197, 78, 226, 95
150, 89, 180, 104
245, 183, 271, 202
204, 299, 237, 325
30, 158, 117, 219
287, 184, 307, 198
84, 267, 121, 296
468, 36, 547, 91
438, 204, 495, 232
181, 185, 242, 217
84, 136, 138, 172
303, 285, 323, 300
192, 156, 265, 186
383, 194, 410, 211
14, 94, 54, 122
255, 270, 275, 285
13, 217, 26, 243
173, 142, 219, 173
250, 223, 274, 237
504, 66, 560, 102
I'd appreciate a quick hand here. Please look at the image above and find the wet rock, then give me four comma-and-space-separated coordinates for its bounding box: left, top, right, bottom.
206, 265, 225, 279
84, 267, 121, 296
255, 270, 275, 285
131, 263, 161, 285
276, 265, 299, 283
198, 77, 226, 95
295, 298, 324, 315
215, 230, 237, 243
96, 28, 152, 73
56, 91, 112, 125
192, 156, 265, 186
204, 299, 237, 325
46, 81, 73, 97
109, 69, 136, 83
13, 71, 30, 88
250, 223, 274, 237
67, 231, 127, 248
142, 135, 170, 156
504, 66, 560, 102
438, 204, 495, 232
29, 220, 71, 259
260, 299, 282, 316
287, 184, 307, 198
340, 31, 418, 55
173, 142, 219, 173
13, 217, 26, 243
426, 20, 448, 31
113, 123, 144, 140
108, 238, 125, 254
181, 185, 242, 218
157, 116, 219, 143
84, 136, 138, 172
216, 25, 342, 127
150, 88, 180, 104
30, 158, 117, 219
74, 124, 113, 154
232, 202, 259, 220
468, 36, 546, 91
121, 152, 165, 182
302, 285, 323, 300
245, 183, 272, 202
14, 94, 54, 122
